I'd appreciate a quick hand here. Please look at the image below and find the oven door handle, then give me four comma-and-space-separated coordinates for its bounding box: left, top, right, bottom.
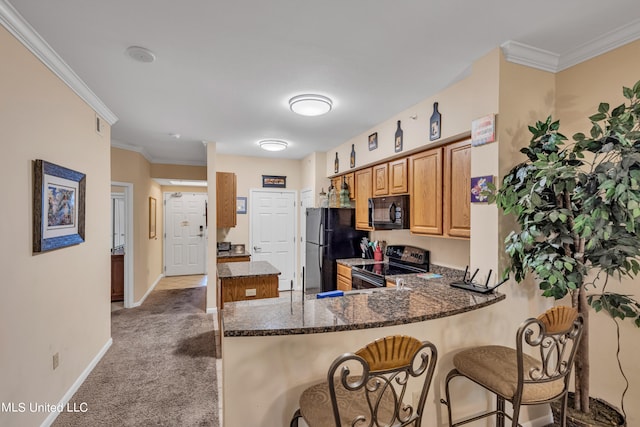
351, 269, 384, 287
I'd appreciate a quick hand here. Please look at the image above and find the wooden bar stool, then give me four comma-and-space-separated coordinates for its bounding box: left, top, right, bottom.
441, 306, 584, 427
290, 335, 438, 426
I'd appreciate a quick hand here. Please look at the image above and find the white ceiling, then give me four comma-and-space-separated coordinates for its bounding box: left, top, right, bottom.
6, 1, 640, 166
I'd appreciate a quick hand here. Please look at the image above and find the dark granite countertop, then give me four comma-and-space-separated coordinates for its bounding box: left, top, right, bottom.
217, 250, 251, 258
217, 261, 281, 279
337, 257, 383, 267
222, 264, 505, 337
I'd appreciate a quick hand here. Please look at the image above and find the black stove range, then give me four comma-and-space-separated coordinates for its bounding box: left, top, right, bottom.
351, 245, 430, 289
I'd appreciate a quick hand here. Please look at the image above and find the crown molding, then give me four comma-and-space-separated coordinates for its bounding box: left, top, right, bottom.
501, 40, 560, 73
111, 140, 207, 166
557, 18, 640, 71
502, 19, 640, 74
0, 0, 118, 125
111, 140, 153, 163
150, 156, 207, 167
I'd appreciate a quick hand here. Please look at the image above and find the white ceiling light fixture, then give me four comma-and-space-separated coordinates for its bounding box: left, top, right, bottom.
289, 94, 333, 116
258, 139, 288, 152
125, 46, 156, 63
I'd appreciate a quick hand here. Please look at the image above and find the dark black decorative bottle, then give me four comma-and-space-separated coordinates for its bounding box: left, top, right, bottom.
334, 152, 339, 173
430, 102, 441, 141
350, 144, 356, 168
395, 120, 403, 153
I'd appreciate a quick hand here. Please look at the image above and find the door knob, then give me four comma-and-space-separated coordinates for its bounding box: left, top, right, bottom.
254, 246, 261, 252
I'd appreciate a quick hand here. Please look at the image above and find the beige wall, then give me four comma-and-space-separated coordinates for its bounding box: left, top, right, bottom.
216, 154, 302, 246
206, 142, 218, 311
151, 163, 206, 180
161, 185, 207, 194
300, 151, 330, 207
0, 26, 112, 427
556, 39, 640, 425
111, 147, 163, 301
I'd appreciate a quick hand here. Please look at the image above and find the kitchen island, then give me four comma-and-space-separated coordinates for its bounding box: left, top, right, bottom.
221, 265, 507, 426
216, 249, 251, 263
216, 260, 280, 308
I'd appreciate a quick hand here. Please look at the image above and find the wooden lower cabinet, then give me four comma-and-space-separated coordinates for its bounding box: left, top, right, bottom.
336, 263, 352, 291
111, 253, 124, 302
217, 255, 251, 263
220, 274, 279, 308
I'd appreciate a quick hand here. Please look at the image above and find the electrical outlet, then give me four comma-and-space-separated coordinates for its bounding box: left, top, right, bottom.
245, 289, 257, 297
52, 352, 59, 370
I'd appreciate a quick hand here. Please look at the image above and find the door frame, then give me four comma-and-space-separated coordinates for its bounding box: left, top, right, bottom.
249, 188, 299, 290
111, 181, 134, 308
162, 191, 209, 277
299, 188, 314, 291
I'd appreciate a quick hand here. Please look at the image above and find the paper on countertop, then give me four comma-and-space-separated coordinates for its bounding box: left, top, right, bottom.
416, 273, 443, 279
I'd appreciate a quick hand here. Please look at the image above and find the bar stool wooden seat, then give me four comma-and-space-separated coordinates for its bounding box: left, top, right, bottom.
290, 335, 438, 427
441, 306, 584, 427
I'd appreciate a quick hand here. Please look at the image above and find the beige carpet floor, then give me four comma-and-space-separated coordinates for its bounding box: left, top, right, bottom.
53, 286, 218, 426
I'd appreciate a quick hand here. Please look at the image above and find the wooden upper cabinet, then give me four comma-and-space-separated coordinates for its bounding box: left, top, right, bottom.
373, 163, 389, 196
373, 159, 407, 196
389, 158, 408, 194
355, 167, 373, 230
331, 173, 356, 200
409, 147, 443, 235
331, 177, 341, 193
444, 139, 471, 238
216, 172, 237, 228
344, 173, 356, 200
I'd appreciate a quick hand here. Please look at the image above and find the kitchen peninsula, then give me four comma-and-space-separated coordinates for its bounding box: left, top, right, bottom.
216, 261, 280, 308
221, 265, 505, 426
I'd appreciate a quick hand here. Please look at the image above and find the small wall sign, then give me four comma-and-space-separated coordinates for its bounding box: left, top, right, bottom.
262, 175, 286, 188
368, 132, 378, 151
471, 114, 496, 146
471, 175, 493, 203
236, 197, 247, 214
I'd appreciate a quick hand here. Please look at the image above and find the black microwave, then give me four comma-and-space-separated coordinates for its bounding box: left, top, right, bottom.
368, 195, 410, 230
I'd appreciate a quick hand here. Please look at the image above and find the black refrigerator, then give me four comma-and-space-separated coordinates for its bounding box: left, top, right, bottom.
305, 208, 368, 293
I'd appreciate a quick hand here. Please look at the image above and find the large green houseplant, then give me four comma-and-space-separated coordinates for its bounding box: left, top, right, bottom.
487, 80, 640, 423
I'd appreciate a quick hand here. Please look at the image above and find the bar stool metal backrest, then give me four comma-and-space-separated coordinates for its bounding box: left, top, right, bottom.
291, 335, 438, 427
442, 306, 584, 427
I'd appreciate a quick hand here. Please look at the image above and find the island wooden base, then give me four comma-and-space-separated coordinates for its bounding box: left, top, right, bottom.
220, 274, 279, 308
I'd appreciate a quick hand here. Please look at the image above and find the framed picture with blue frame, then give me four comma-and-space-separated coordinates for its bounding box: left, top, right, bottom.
33, 159, 86, 253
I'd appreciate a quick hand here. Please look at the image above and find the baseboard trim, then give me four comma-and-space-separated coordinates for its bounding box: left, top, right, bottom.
40, 338, 113, 427
131, 274, 163, 307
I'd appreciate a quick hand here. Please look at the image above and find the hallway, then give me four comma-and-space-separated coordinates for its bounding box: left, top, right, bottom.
55, 275, 219, 426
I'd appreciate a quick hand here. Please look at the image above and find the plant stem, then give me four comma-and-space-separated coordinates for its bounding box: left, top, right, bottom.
574, 284, 590, 413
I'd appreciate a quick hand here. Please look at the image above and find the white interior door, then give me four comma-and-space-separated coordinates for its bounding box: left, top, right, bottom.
164, 192, 208, 276
111, 193, 125, 248
299, 189, 314, 290
250, 190, 296, 291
